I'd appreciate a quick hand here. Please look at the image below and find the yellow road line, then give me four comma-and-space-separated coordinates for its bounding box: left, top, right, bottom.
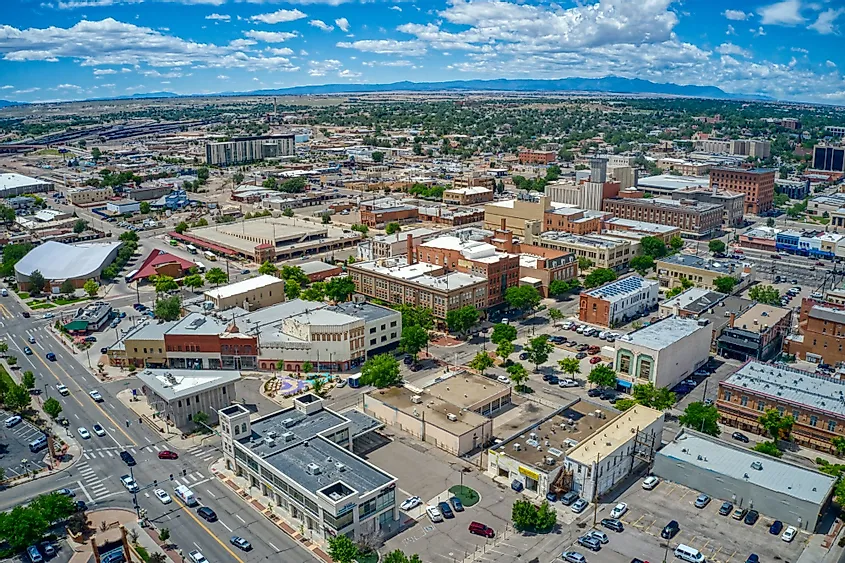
31, 344, 135, 445
725, 549, 736, 563
0, 303, 11, 318
633, 514, 645, 528
645, 519, 656, 533
172, 497, 245, 563
702, 539, 711, 551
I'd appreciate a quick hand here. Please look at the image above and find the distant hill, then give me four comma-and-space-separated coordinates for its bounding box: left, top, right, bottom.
0, 100, 25, 108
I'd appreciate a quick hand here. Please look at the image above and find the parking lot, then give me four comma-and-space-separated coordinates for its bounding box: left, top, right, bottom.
0, 407, 49, 478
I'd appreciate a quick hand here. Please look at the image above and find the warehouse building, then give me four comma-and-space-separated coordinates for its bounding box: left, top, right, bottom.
14, 240, 122, 291
0, 173, 53, 197
653, 429, 835, 531
204, 274, 285, 311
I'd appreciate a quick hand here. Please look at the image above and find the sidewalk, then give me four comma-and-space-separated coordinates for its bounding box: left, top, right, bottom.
67, 508, 173, 563
210, 458, 332, 563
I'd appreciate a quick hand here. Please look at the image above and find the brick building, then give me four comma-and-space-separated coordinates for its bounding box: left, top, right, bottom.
785, 298, 845, 365
579, 275, 659, 327
442, 187, 494, 205
360, 204, 419, 227
164, 313, 259, 370
715, 303, 792, 362
518, 150, 556, 164
601, 197, 724, 238
709, 167, 776, 214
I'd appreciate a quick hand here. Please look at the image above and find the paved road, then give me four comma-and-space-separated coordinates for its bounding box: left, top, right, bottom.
0, 294, 315, 563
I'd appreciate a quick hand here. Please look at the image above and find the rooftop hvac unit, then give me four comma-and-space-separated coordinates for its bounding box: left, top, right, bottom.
306, 463, 322, 475
411, 395, 422, 404
282, 418, 296, 428
282, 431, 295, 442
266, 437, 276, 447
513, 443, 521, 451
335, 462, 346, 472
267, 430, 277, 439
447, 413, 458, 422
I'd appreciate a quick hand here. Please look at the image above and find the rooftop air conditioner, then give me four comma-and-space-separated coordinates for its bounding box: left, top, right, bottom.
306, 463, 322, 475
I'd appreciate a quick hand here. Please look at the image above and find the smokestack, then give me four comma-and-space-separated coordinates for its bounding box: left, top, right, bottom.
729, 312, 736, 328
407, 234, 414, 266
501, 218, 507, 231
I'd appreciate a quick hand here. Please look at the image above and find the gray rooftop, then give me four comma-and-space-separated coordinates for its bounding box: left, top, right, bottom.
298, 261, 341, 275
583, 275, 657, 303
168, 312, 229, 335
125, 320, 177, 341
659, 253, 742, 275
661, 287, 727, 314
808, 305, 845, 324
372, 228, 437, 244
342, 409, 384, 438
328, 302, 398, 323
658, 429, 835, 504
618, 316, 708, 350
136, 368, 241, 401
723, 361, 845, 418
243, 403, 347, 458
635, 174, 710, 191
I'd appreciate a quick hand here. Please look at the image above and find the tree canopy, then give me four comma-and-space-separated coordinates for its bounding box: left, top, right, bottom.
748, 285, 781, 305
446, 305, 479, 337
708, 240, 726, 254
325, 276, 356, 302
154, 295, 182, 321
678, 402, 720, 436
360, 353, 400, 388
490, 323, 517, 345
205, 267, 228, 287
469, 351, 495, 375
713, 276, 737, 294
584, 268, 618, 289
400, 325, 429, 361
640, 236, 668, 258
504, 285, 541, 312
523, 334, 553, 372
587, 365, 616, 388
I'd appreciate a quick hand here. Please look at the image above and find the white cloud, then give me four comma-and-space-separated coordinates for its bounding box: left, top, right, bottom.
827, 60, 837, 68
337, 39, 426, 56
57, 0, 226, 8
249, 9, 306, 24
757, 0, 804, 26
362, 59, 414, 67
12, 87, 40, 94
244, 30, 298, 42
791, 47, 809, 53
205, 13, 230, 21
56, 83, 83, 89
716, 42, 751, 57
0, 85, 13, 89
335, 17, 350, 32
309, 19, 334, 31
809, 8, 844, 34
726, 24, 736, 35
266, 47, 294, 55
308, 58, 341, 76
93, 68, 116, 74
388, 5, 401, 11
723, 10, 748, 20
338, 69, 361, 78
217, 74, 229, 79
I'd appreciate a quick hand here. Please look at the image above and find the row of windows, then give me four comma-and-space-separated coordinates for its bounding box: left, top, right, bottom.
725, 391, 840, 431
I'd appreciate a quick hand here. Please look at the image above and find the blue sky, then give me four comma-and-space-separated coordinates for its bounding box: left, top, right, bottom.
0, 0, 843, 104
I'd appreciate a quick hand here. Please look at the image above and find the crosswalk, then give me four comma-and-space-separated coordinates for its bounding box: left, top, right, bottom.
82, 443, 168, 460
173, 471, 209, 486
76, 461, 111, 500
185, 445, 219, 462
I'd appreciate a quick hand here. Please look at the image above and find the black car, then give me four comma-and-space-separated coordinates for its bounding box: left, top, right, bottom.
519, 353, 529, 360
719, 501, 734, 516
661, 520, 680, 539
732, 432, 750, 443
403, 356, 413, 365
599, 390, 616, 401
744, 510, 760, 525
119, 451, 136, 466
437, 501, 454, 519
587, 388, 602, 397
769, 520, 783, 535
75, 500, 88, 512
575, 352, 588, 359
197, 507, 218, 522
547, 376, 560, 385
21, 312, 30, 318
600, 518, 624, 533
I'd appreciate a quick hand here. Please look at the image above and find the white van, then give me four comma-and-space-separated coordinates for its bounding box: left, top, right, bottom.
674, 544, 705, 563
175, 484, 197, 506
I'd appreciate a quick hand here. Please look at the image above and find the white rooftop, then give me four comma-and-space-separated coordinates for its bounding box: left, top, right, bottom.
636, 174, 710, 191
618, 316, 708, 350
204, 274, 283, 300
136, 368, 241, 401
14, 241, 122, 280
445, 186, 492, 195
0, 173, 47, 190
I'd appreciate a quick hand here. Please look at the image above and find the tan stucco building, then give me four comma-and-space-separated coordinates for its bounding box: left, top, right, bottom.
204, 274, 286, 311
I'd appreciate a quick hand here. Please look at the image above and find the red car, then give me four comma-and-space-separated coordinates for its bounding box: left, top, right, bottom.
589, 356, 602, 364
158, 450, 179, 460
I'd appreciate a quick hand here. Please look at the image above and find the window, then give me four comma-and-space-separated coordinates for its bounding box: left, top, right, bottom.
756, 401, 765, 412
618, 354, 631, 374
829, 420, 837, 432
810, 415, 818, 427
390, 321, 397, 327
740, 396, 748, 407
359, 498, 377, 519
793, 410, 800, 420
724, 391, 732, 401
390, 332, 396, 339
370, 327, 376, 334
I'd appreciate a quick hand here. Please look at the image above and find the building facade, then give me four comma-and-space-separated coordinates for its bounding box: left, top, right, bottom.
205, 135, 295, 166
136, 368, 240, 431
601, 197, 724, 238
785, 299, 845, 365
518, 150, 556, 164
67, 186, 114, 206
670, 187, 745, 228
203, 275, 286, 311
709, 167, 776, 214
579, 276, 659, 328
812, 145, 845, 173
525, 229, 633, 271
443, 187, 494, 205
656, 254, 754, 291
715, 304, 792, 362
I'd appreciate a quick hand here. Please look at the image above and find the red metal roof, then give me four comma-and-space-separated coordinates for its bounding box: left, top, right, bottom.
133, 249, 196, 281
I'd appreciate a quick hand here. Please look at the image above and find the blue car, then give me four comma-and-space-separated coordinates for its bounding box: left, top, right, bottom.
546, 492, 558, 502
437, 501, 454, 519
511, 480, 524, 492
46, 352, 56, 361
449, 497, 464, 512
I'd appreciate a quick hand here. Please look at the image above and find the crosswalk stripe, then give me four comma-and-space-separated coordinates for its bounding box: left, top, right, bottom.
187, 474, 197, 482
98, 452, 105, 458
130, 448, 136, 454
195, 472, 205, 479
83, 453, 91, 459
106, 451, 113, 457
154, 445, 161, 452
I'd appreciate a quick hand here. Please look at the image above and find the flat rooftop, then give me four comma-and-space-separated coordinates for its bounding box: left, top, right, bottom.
136, 368, 241, 401
371, 227, 437, 244
189, 217, 359, 254
366, 386, 489, 435
659, 253, 744, 274
566, 405, 664, 465
425, 372, 509, 409
328, 301, 398, 323
204, 274, 283, 300
722, 361, 845, 418
538, 232, 629, 249
0, 173, 50, 189
603, 217, 679, 234
495, 400, 618, 470
636, 174, 709, 191
618, 316, 709, 350
661, 287, 727, 314
732, 303, 791, 333
658, 430, 835, 504
583, 275, 657, 303
298, 261, 341, 275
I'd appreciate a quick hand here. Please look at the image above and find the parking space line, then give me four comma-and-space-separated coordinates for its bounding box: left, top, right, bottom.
724, 549, 736, 563
632, 514, 645, 528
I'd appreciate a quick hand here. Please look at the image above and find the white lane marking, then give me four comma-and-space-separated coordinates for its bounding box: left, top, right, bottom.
205, 489, 216, 499
77, 480, 94, 503
220, 521, 232, 533
235, 514, 246, 524
268, 542, 279, 553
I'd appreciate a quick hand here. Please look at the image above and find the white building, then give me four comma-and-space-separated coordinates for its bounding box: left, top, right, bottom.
613, 316, 712, 391
205, 135, 295, 166
0, 173, 53, 197
219, 395, 398, 543
136, 368, 240, 431
564, 405, 664, 501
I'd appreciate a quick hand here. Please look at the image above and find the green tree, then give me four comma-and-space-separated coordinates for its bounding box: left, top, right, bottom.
371, 151, 385, 163
490, 323, 517, 345
119, 231, 139, 243
73, 219, 88, 234
833, 436, 845, 457
395, 304, 435, 331
196, 167, 210, 182
708, 240, 726, 254
587, 364, 616, 388
640, 236, 668, 258
766, 217, 776, 228
558, 357, 581, 379
669, 235, 684, 252
577, 257, 594, 271
535, 500, 557, 531
193, 411, 209, 430
59, 279, 75, 294
0, 505, 48, 550
524, 334, 553, 372
631, 382, 675, 410
360, 353, 401, 388
748, 285, 781, 305
382, 551, 422, 563
29, 270, 46, 294
446, 305, 479, 337
153, 275, 178, 294
614, 398, 637, 411
496, 340, 514, 363
258, 261, 278, 276
507, 362, 530, 390
584, 268, 618, 289
629, 255, 655, 275
504, 285, 541, 313
233, 172, 245, 187
0, 243, 33, 277
327, 534, 359, 563
666, 277, 694, 298
511, 499, 537, 531
325, 276, 356, 302
158, 528, 170, 545
754, 441, 783, 458
139, 201, 151, 214
302, 361, 314, 373
280, 265, 310, 286
5, 384, 31, 413
548, 307, 564, 326
91, 147, 101, 162
183, 274, 204, 292
205, 267, 228, 287
301, 282, 326, 302
321, 212, 332, 225
285, 279, 301, 299
469, 351, 495, 376
350, 223, 369, 236
678, 402, 720, 436
21, 370, 35, 389
713, 276, 737, 294
31, 491, 75, 525
400, 325, 429, 362
43, 396, 62, 419
0, 341, 8, 355
283, 208, 294, 217
154, 295, 182, 321
385, 222, 401, 235
174, 221, 189, 234
549, 279, 577, 296
83, 279, 99, 298
758, 408, 794, 441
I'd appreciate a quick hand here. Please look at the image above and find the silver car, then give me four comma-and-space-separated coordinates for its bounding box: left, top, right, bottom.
571, 498, 589, 513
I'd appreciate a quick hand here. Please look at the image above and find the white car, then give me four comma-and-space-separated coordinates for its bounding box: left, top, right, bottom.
559, 379, 578, 388
120, 475, 139, 493
89, 390, 103, 402
154, 489, 172, 504
497, 375, 511, 384
4, 415, 21, 428
782, 525, 797, 542
92, 424, 106, 437
426, 505, 443, 523
642, 476, 660, 490
610, 502, 627, 519
28, 336, 35, 344
77, 427, 91, 439
42, 313, 54, 319
56, 384, 69, 396
188, 550, 207, 563
400, 496, 422, 511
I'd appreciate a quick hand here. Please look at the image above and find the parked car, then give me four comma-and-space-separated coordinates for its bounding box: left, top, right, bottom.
400, 496, 422, 511
577, 536, 601, 552
587, 388, 602, 397
497, 375, 511, 384
600, 518, 624, 533
547, 376, 560, 385
694, 494, 711, 508
782, 526, 797, 542
585, 530, 608, 544
661, 520, 680, 539
746, 555, 759, 563
610, 502, 628, 519
589, 356, 602, 364
571, 499, 589, 513
561, 552, 587, 563
519, 353, 529, 360
575, 352, 588, 359
731, 431, 750, 443
560, 491, 579, 506
438, 501, 454, 519
732, 507, 748, 520
511, 480, 524, 492
744, 510, 760, 525
426, 506, 443, 523
197, 507, 218, 522
468, 521, 495, 538
545, 492, 557, 502
769, 520, 783, 535
559, 379, 578, 388
5, 415, 22, 428
719, 501, 734, 516
449, 497, 464, 512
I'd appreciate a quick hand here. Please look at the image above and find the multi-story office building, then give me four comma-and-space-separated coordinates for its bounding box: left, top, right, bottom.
358, 228, 438, 261
219, 395, 398, 542
137, 368, 240, 431
204, 274, 286, 311
671, 187, 746, 228
656, 158, 712, 176
578, 275, 659, 327
483, 194, 547, 237
525, 230, 633, 271
602, 197, 724, 238
718, 361, 845, 454
709, 167, 776, 214
205, 135, 295, 166
518, 150, 556, 164
715, 303, 792, 362
601, 218, 680, 243
451, 174, 495, 192
442, 187, 494, 205
812, 145, 845, 173
656, 254, 755, 291
785, 299, 845, 366
67, 186, 114, 205
694, 139, 771, 158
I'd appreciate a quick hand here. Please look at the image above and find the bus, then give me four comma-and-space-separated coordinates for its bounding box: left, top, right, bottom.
203, 250, 217, 262
125, 269, 139, 284
186, 245, 198, 255
194, 261, 206, 273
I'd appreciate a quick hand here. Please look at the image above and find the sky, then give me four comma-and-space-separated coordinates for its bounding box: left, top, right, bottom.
0, 0, 843, 104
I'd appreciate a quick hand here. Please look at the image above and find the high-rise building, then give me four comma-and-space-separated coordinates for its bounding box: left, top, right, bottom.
709, 167, 775, 214
205, 135, 295, 166
812, 145, 845, 173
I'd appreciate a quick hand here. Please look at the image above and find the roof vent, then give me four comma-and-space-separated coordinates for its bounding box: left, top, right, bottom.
306, 463, 321, 475
266, 437, 276, 447
282, 418, 296, 428
334, 462, 346, 472
282, 431, 295, 442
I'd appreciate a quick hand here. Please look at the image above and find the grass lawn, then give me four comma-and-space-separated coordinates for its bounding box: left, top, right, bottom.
16, 292, 29, 299
0, 366, 14, 389
30, 303, 56, 310
54, 297, 88, 305
448, 485, 480, 507
134, 546, 150, 562
33, 148, 61, 156
356, 551, 378, 563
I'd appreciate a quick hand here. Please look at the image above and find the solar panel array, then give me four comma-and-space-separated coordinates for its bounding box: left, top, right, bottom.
586, 276, 644, 299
